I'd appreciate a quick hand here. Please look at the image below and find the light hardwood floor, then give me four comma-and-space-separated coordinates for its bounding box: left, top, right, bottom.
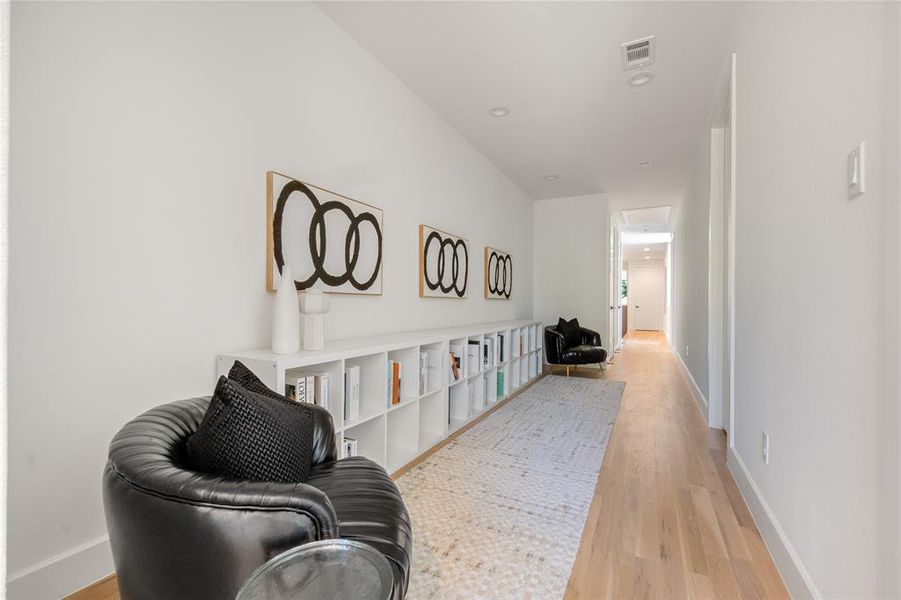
563, 331, 787, 599
70, 331, 786, 600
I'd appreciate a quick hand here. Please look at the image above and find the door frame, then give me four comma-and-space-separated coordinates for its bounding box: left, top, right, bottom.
707, 53, 737, 442
608, 222, 624, 355
628, 259, 666, 332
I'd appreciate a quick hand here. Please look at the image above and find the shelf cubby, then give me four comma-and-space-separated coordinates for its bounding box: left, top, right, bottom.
449, 379, 469, 432
419, 389, 446, 451
343, 414, 386, 468
420, 341, 445, 396
344, 352, 387, 427
387, 400, 419, 472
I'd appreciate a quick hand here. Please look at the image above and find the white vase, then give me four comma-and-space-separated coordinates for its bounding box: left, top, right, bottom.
272, 265, 301, 354
300, 288, 330, 351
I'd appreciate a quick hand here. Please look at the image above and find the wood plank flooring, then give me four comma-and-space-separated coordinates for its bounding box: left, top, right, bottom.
70, 331, 787, 600
563, 331, 787, 599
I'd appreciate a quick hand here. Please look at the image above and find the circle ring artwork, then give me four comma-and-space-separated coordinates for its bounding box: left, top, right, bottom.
423, 231, 468, 297
487, 251, 512, 299
273, 179, 382, 291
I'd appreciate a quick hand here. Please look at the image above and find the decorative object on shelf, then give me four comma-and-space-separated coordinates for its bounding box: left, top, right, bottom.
272, 264, 301, 354
484, 247, 512, 299
300, 287, 330, 351
418, 224, 468, 298
267, 171, 383, 295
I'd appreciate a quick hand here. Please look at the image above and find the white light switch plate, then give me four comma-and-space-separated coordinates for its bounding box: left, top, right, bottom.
848, 142, 866, 200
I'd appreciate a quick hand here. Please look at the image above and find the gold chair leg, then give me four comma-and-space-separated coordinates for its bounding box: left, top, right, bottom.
566, 365, 570, 377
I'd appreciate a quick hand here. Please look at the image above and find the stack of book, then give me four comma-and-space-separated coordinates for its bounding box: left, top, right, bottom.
344, 365, 360, 422
343, 437, 358, 458
387, 360, 402, 407
284, 373, 330, 408
497, 371, 505, 397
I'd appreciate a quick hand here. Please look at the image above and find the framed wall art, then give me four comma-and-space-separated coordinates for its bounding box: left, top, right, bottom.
267, 171, 383, 295
484, 247, 512, 300
419, 225, 469, 299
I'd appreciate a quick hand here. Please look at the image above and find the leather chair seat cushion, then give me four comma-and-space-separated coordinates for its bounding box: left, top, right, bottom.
307, 457, 413, 598
559, 344, 607, 364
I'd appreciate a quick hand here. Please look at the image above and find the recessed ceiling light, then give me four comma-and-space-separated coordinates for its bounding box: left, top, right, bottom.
488, 106, 510, 117
628, 71, 654, 87
643, 247, 650, 251
645, 256, 651, 260
636, 161, 653, 168
543, 174, 559, 181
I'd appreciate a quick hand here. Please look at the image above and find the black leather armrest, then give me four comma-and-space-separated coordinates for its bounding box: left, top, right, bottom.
545, 327, 565, 364
309, 403, 338, 465
578, 327, 602, 347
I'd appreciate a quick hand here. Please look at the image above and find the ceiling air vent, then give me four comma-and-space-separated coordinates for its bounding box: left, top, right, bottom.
621, 35, 656, 70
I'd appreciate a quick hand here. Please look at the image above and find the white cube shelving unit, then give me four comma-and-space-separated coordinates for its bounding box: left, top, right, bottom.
217, 320, 543, 474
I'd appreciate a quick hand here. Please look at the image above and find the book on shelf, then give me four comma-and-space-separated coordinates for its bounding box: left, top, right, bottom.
284, 375, 315, 403
497, 333, 505, 363
467, 340, 480, 372
449, 349, 462, 382
419, 351, 429, 395
343, 437, 358, 458
313, 373, 329, 410
344, 365, 360, 422
387, 360, 401, 406
481, 338, 494, 369
497, 371, 505, 397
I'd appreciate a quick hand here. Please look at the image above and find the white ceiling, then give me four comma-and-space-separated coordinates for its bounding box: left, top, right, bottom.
318, 1, 734, 200
623, 241, 667, 262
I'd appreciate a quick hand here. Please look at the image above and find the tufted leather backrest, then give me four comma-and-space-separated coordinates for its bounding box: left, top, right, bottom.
103, 397, 340, 600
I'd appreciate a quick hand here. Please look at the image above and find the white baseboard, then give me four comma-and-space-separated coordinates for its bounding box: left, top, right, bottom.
727, 448, 820, 599
673, 349, 709, 424
7, 536, 113, 599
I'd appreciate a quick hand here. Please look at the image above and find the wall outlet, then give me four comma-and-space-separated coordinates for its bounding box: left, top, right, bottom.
761, 431, 770, 465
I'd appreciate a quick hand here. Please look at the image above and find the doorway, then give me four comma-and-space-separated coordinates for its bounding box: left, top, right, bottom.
707, 54, 737, 439
628, 260, 665, 331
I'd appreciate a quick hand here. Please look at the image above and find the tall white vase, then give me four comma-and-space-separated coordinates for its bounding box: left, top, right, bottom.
300, 288, 330, 351
272, 265, 301, 354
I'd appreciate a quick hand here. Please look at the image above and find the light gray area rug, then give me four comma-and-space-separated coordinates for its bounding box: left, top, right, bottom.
396, 375, 626, 600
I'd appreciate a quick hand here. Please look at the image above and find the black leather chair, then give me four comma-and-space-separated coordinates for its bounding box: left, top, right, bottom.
103, 397, 412, 600
545, 323, 608, 375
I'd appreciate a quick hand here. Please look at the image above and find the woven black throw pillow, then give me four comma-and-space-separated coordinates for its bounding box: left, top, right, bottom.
557, 317, 582, 349
186, 363, 315, 483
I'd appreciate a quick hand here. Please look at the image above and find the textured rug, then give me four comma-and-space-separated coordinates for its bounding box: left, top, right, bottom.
396, 375, 625, 600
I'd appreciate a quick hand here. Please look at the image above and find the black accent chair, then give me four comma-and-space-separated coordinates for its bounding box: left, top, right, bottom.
103, 397, 412, 600
545, 323, 608, 375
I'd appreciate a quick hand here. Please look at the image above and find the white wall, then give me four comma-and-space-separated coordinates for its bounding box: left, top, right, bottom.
532, 194, 609, 346
721, 3, 897, 597
7, 2, 533, 596
672, 128, 712, 411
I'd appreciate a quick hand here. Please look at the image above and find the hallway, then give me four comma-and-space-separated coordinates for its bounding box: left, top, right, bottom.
564, 332, 788, 599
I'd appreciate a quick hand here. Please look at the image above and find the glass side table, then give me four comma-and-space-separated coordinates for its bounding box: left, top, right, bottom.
236, 539, 394, 600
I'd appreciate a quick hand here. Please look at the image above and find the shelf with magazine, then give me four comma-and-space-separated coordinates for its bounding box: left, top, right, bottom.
419, 342, 445, 397
448, 338, 467, 386
387, 347, 418, 410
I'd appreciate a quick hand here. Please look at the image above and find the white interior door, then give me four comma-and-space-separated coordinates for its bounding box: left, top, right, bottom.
630, 263, 664, 331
